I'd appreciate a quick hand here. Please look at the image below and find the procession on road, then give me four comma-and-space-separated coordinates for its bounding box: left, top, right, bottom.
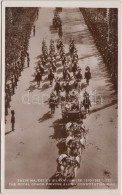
4, 7, 118, 190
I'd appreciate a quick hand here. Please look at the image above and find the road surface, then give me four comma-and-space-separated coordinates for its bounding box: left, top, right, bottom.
5, 8, 118, 189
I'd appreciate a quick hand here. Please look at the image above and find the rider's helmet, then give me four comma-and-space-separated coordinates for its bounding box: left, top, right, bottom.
42, 39, 45, 44
50, 90, 55, 97
84, 89, 89, 97
70, 38, 74, 43
50, 39, 54, 44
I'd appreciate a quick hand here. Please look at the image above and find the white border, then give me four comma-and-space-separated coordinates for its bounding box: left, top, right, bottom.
1, 1, 121, 194
1, 0, 121, 8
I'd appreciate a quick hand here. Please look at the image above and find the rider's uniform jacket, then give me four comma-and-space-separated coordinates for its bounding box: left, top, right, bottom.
65, 122, 72, 131
76, 72, 82, 80
66, 136, 74, 146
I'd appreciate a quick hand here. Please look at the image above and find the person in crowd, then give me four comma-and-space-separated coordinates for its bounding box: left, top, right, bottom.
27, 52, 30, 67
33, 25, 35, 36
11, 78, 15, 95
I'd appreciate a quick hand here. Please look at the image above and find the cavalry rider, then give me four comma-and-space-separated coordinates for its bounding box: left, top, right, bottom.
70, 90, 77, 102
61, 53, 67, 66
50, 39, 54, 44
49, 39, 55, 53
50, 57, 56, 72
56, 39, 63, 52
63, 66, 70, 81
63, 80, 71, 100
83, 89, 89, 98
72, 49, 78, 60
35, 70, 42, 87
56, 154, 68, 178
72, 60, 78, 77
71, 155, 80, 178
65, 102, 71, 112
57, 154, 80, 179
75, 68, 82, 81
66, 138, 75, 157
71, 99, 79, 111
65, 121, 72, 135
54, 79, 62, 96
74, 133, 86, 155
77, 119, 86, 133
74, 69, 83, 91
48, 68, 55, 86
43, 48, 48, 61
50, 89, 55, 97
42, 39, 46, 50
50, 51, 56, 61
66, 131, 74, 156
49, 94, 57, 114
69, 38, 75, 57
83, 90, 91, 113
41, 55, 46, 67
73, 136, 82, 156
39, 62, 44, 76
42, 40, 48, 54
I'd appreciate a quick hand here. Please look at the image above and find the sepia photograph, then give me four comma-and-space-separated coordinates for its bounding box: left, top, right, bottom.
1, 1, 120, 193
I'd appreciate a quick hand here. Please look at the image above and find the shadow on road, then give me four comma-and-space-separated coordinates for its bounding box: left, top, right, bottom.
26, 84, 40, 92
49, 119, 66, 140
63, 27, 92, 45
5, 130, 13, 135
41, 83, 49, 91
43, 70, 48, 76
78, 54, 95, 61
38, 111, 51, 123
43, 76, 48, 82
35, 54, 41, 60
29, 79, 35, 84
49, 25, 58, 34
90, 100, 117, 114
56, 139, 67, 155
63, 31, 84, 45
81, 83, 87, 90
48, 172, 75, 189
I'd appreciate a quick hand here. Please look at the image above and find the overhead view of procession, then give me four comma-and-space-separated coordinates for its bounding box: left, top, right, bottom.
4, 7, 118, 189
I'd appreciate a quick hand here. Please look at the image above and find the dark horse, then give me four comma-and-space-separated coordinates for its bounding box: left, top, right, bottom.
83, 95, 91, 113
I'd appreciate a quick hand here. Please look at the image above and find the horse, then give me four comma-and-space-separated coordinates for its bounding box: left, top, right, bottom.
83, 96, 91, 113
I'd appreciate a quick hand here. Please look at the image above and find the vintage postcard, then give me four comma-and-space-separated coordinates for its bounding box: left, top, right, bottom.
1, 0, 121, 194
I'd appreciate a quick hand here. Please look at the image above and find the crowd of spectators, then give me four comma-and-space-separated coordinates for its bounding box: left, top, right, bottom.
5, 8, 39, 117
80, 8, 118, 89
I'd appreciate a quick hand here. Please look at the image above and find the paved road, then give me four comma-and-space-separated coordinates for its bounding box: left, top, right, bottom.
5, 8, 117, 189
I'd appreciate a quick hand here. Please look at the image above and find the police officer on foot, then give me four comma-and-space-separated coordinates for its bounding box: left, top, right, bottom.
11, 110, 15, 131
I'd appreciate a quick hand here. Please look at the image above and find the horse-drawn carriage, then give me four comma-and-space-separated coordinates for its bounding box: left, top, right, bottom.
61, 101, 85, 121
